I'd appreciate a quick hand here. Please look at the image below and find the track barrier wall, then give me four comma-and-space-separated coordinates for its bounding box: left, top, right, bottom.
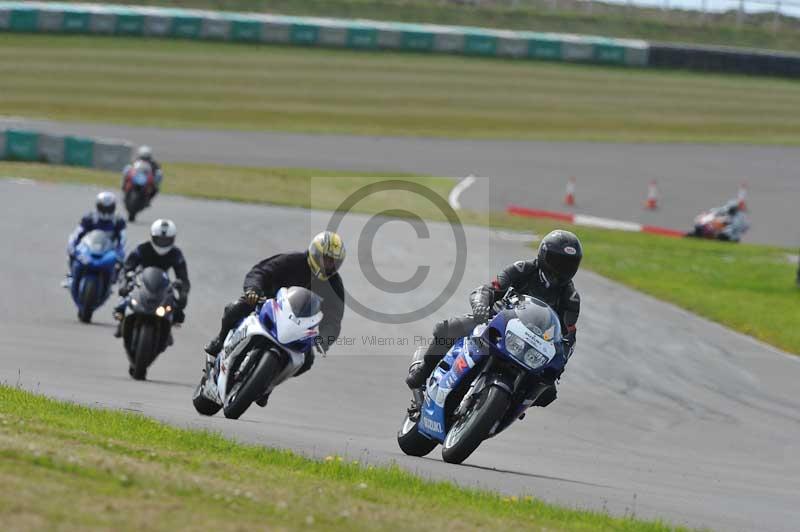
0, 128, 133, 171
0, 2, 648, 67
2, 3, 798, 77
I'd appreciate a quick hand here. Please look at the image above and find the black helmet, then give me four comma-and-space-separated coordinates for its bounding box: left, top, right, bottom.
537, 230, 582, 286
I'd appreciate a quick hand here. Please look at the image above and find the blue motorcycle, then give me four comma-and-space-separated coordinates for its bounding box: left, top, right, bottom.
70, 230, 120, 323
398, 290, 567, 464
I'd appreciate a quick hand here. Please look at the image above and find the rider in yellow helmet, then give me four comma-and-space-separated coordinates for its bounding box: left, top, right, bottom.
204, 232, 346, 401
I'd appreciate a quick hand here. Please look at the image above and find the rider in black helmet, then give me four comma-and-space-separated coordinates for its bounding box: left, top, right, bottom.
406, 230, 583, 408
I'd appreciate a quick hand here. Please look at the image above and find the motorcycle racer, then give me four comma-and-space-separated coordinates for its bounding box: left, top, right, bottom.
203, 231, 346, 402
406, 230, 582, 409
62, 191, 126, 286
113, 219, 190, 336
686, 200, 750, 242
122, 146, 163, 202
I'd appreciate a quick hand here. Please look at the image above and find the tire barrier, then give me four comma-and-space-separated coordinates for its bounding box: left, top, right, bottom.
0, 2, 648, 67
0, 129, 133, 171
649, 43, 800, 78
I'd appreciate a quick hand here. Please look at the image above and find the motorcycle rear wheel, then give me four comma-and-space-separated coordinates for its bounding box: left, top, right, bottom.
78, 277, 96, 323
223, 349, 281, 420
397, 411, 438, 457
441, 385, 510, 465
131, 321, 156, 381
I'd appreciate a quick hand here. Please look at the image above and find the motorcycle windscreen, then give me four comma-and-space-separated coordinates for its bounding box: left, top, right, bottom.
81, 230, 113, 256
273, 287, 322, 345
135, 267, 171, 310
513, 299, 562, 343
131, 161, 153, 186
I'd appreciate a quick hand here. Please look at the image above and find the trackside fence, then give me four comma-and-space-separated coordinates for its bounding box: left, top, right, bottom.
0, 129, 132, 171
1, 3, 799, 76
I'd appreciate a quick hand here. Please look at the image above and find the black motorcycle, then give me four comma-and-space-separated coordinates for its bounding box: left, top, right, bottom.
120, 267, 180, 380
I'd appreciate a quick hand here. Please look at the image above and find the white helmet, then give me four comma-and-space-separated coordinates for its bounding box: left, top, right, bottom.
150, 219, 176, 255
137, 145, 153, 161
95, 191, 117, 221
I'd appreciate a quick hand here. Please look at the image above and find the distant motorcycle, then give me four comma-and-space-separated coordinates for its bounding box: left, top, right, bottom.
70, 230, 121, 323
398, 289, 567, 464
193, 286, 322, 420
122, 160, 155, 222
686, 204, 749, 242
119, 267, 180, 380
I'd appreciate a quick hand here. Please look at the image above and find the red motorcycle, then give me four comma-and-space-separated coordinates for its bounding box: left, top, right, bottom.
123, 160, 155, 222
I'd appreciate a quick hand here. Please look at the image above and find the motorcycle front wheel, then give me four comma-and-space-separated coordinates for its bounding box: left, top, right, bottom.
77, 276, 97, 324
192, 379, 222, 416
441, 385, 510, 465
223, 349, 281, 420
125, 190, 145, 222
131, 320, 156, 380
397, 411, 438, 457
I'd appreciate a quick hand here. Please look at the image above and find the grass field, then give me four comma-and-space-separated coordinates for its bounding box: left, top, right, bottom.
0, 385, 690, 532
2, 34, 800, 143
3, 161, 798, 355
63, 0, 800, 52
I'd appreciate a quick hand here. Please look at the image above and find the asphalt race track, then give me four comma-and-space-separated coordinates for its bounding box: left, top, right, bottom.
2, 117, 799, 247
1, 180, 799, 531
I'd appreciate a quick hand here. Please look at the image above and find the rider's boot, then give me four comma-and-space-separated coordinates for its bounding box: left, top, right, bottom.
405, 345, 441, 389
113, 312, 123, 338
405, 360, 432, 390
60, 274, 72, 289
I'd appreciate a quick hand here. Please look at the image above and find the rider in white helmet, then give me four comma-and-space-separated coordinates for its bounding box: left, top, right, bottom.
113, 219, 190, 336
62, 191, 126, 286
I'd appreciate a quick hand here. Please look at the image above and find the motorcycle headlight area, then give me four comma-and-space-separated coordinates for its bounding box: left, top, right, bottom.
504, 330, 550, 369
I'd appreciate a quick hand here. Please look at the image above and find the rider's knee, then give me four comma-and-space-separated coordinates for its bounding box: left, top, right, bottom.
432, 319, 449, 339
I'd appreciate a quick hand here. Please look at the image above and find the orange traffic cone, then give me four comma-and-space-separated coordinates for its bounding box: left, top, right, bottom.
564, 177, 576, 206
644, 180, 659, 210
737, 182, 748, 211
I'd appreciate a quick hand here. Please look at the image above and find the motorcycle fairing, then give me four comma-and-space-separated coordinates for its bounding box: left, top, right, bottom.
125, 161, 154, 191
216, 293, 318, 405
70, 231, 119, 311
418, 337, 486, 442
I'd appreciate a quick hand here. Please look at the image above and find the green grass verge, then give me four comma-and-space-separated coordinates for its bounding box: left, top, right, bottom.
2, 34, 800, 144
2, 161, 799, 355
63, 0, 800, 52
0, 385, 689, 531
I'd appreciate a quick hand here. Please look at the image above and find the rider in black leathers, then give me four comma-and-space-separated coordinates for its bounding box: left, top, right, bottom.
113, 219, 190, 336
204, 232, 346, 387
406, 230, 582, 408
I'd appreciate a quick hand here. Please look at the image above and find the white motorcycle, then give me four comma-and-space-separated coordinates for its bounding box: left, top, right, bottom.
192, 286, 323, 420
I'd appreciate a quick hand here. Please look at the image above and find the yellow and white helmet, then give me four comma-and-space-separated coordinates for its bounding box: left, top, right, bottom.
307, 231, 346, 281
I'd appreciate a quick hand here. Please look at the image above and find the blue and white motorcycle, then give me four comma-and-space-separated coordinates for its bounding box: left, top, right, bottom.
193, 286, 323, 420
398, 290, 568, 464
70, 230, 121, 323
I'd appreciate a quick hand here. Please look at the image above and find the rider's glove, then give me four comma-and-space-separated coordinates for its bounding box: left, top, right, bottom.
314, 336, 327, 355
472, 303, 492, 324
243, 289, 261, 306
